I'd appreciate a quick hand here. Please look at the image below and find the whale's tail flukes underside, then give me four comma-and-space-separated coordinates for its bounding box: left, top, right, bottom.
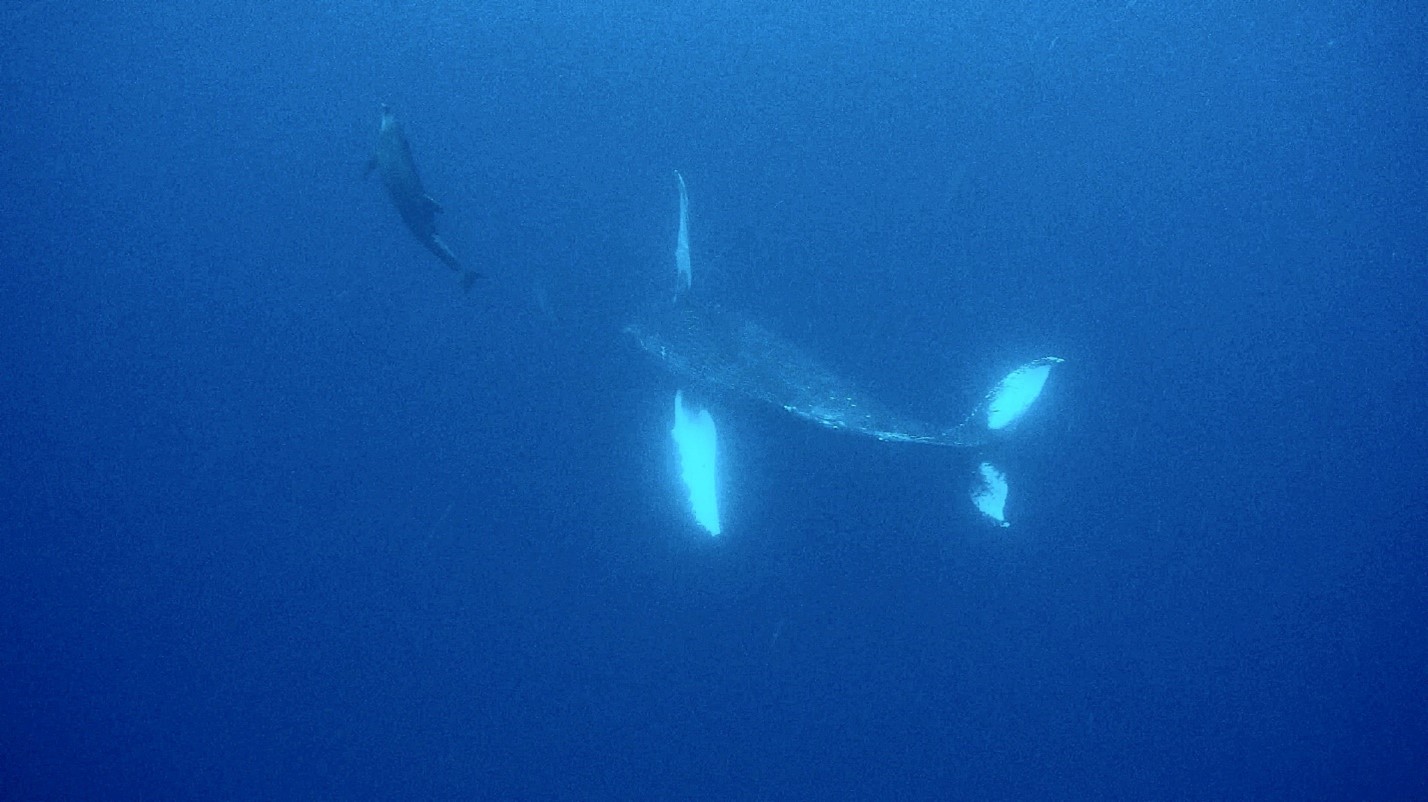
960, 357, 1064, 527
951, 357, 1065, 447
971, 462, 1011, 527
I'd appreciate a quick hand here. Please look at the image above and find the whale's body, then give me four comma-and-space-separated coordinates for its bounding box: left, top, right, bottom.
633, 173, 1061, 532
627, 304, 984, 448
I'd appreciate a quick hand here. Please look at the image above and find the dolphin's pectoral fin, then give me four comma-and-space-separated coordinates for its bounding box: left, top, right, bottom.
421, 194, 444, 214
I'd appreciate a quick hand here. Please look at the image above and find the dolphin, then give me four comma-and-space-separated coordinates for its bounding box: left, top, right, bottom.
367, 105, 479, 290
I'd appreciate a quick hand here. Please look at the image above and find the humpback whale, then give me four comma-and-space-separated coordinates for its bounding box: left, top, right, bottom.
631, 173, 1062, 531
628, 301, 1060, 450
367, 105, 479, 290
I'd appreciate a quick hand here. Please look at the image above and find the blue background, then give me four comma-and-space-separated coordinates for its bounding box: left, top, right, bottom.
2, 1, 1424, 798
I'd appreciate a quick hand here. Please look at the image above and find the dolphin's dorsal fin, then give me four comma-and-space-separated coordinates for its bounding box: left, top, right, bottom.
421, 194, 443, 214
364, 157, 377, 177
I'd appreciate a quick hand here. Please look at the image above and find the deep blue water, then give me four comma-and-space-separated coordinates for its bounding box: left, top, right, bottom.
3, 1, 1425, 798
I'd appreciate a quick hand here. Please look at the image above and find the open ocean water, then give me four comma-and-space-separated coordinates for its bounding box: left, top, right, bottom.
2, 1, 1424, 798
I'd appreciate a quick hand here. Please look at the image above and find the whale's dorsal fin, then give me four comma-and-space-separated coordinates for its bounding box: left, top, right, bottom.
421, 194, 443, 214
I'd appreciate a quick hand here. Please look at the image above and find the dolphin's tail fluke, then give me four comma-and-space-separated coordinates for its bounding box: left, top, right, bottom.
426, 235, 484, 291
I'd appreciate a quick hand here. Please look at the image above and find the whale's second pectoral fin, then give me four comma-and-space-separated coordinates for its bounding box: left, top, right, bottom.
674, 171, 692, 297
671, 390, 721, 535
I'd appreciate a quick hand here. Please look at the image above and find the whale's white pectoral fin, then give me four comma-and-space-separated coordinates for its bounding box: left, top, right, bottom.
660, 177, 719, 534
674, 171, 692, 296
971, 462, 1011, 527
671, 390, 721, 535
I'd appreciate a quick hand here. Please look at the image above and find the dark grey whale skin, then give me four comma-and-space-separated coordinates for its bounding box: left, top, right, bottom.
367, 105, 478, 289
626, 301, 987, 448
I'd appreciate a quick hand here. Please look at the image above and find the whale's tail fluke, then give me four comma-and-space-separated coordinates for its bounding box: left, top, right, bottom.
948, 356, 1064, 447
957, 357, 1064, 526
971, 462, 1011, 527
